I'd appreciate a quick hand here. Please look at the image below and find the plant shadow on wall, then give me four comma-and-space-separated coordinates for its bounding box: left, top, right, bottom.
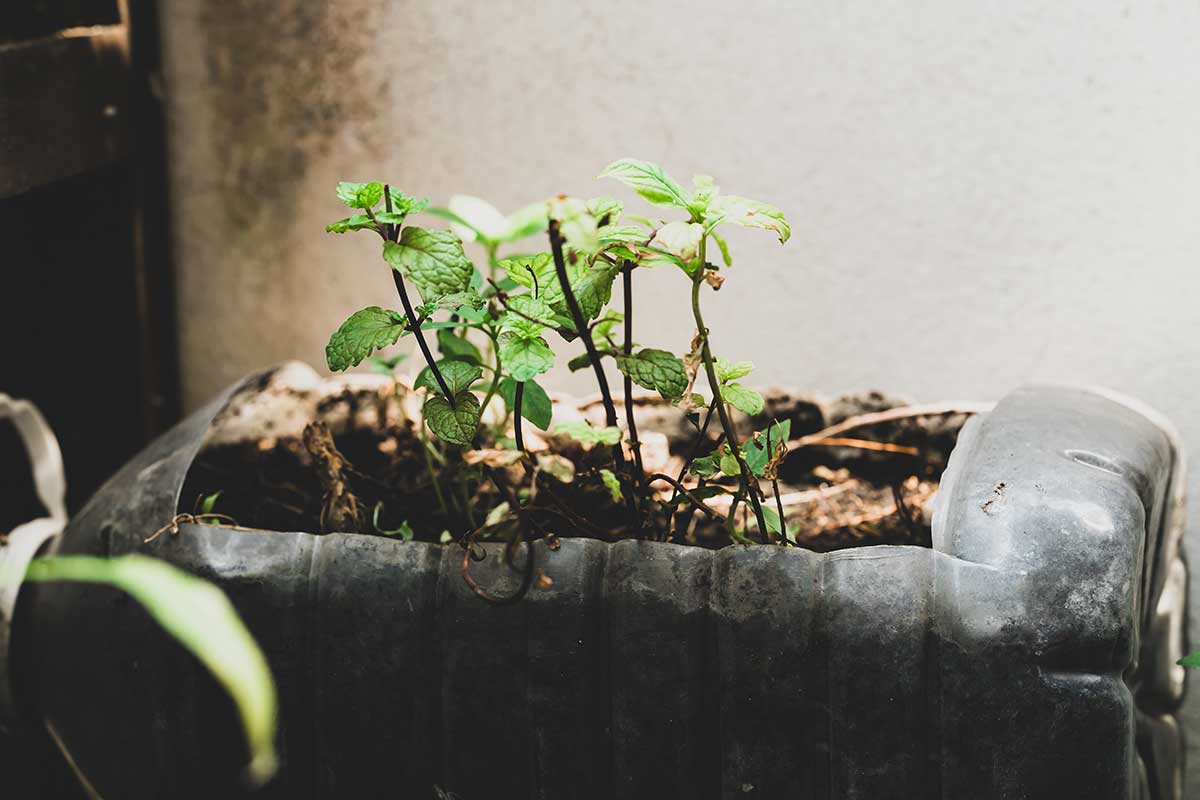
182, 158, 980, 604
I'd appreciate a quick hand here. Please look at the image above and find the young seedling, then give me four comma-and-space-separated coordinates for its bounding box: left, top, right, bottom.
323, 158, 791, 547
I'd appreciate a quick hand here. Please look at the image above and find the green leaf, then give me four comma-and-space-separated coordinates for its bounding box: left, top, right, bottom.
537, 453, 576, 483
567, 352, 594, 372
567, 263, 621, 321
705, 195, 791, 244
326, 307, 408, 371
715, 358, 754, 383
446, 195, 509, 243
500, 253, 558, 301
501, 294, 556, 337
759, 504, 783, 534
598, 159, 691, 210
599, 469, 623, 503
423, 391, 482, 445
690, 174, 719, 213
372, 503, 414, 540
336, 181, 384, 209
650, 221, 703, 263
554, 421, 622, 445
416, 359, 482, 395
503, 202, 549, 242
437, 329, 482, 365
386, 187, 429, 218
711, 231, 733, 266
435, 290, 485, 312
499, 332, 554, 381
549, 196, 600, 256
23, 555, 278, 784
744, 419, 791, 476
383, 227, 474, 305
499, 377, 552, 430
325, 214, 376, 234
1178, 652, 1200, 669
591, 310, 623, 341
690, 453, 721, 478
614, 348, 688, 400
586, 196, 624, 224
719, 446, 742, 477
722, 383, 764, 416
367, 353, 407, 375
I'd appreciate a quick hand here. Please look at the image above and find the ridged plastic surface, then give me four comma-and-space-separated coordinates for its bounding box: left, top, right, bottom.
18, 371, 1186, 799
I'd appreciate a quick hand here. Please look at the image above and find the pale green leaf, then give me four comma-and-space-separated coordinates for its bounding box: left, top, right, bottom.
500, 295, 556, 338
23, 555, 278, 784
435, 289, 486, 311
715, 358, 754, 383
586, 196, 624, 224
650, 221, 703, 263
554, 421, 622, 445
423, 391, 482, 445
705, 195, 791, 244
614, 348, 688, 400
712, 231, 733, 266
598, 158, 690, 210
536, 453, 576, 483
326, 307, 408, 372
383, 227, 474, 304
549, 196, 600, 256
499, 253, 559, 302
385, 187, 429, 218
502, 202, 549, 242
447, 194, 509, 243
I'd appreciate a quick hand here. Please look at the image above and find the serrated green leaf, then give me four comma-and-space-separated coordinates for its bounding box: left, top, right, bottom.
387, 187, 428, 217
705, 195, 791, 244
416, 359, 482, 395
722, 383, 764, 416
554, 421, 622, 445
437, 328, 482, 365
499, 377, 552, 430
614, 348, 688, 400
326, 307, 408, 372
499, 332, 554, 381
23, 555, 278, 784
423, 391, 482, 446
501, 294, 556, 338
715, 358, 754, 383
599, 468, 623, 503
598, 159, 691, 210
744, 419, 791, 476
566, 263, 620, 321
383, 227, 474, 304
325, 214, 376, 234
336, 181, 384, 209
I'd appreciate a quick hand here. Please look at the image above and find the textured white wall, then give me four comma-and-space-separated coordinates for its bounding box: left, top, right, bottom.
162, 0, 1200, 784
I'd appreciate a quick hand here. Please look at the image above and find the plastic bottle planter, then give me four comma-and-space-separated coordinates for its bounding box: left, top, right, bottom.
15, 363, 1187, 799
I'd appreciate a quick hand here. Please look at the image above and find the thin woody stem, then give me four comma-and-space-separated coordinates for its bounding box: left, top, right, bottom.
621, 259, 646, 489
548, 220, 640, 531
690, 236, 769, 538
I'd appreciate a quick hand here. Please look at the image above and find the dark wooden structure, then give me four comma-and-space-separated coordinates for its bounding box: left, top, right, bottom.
1, 2, 179, 796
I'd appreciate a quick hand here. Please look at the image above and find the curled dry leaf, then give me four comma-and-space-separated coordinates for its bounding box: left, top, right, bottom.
704, 270, 725, 290
463, 448, 527, 468
536, 453, 576, 483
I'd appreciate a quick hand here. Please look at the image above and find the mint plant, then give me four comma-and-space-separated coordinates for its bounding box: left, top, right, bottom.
324, 159, 790, 546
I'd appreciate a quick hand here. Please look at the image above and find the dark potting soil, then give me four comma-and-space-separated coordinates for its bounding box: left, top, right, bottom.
177, 383, 971, 553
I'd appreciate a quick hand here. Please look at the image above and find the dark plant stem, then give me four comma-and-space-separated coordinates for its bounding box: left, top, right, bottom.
621, 260, 646, 490
647, 473, 725, 522
391, 272, 456, 408
690, 244, 769, 537
548, 220, 640, 530
513, 382, 526, 452
772, 477, 787, 546
667, 396, 720, 541
382, 183, 396, 241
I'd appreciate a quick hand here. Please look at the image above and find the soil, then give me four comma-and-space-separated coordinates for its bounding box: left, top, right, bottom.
178, 373, 974, 554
